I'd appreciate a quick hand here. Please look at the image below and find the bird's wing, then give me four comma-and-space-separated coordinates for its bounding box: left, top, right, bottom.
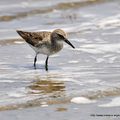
17, 30, 51, 47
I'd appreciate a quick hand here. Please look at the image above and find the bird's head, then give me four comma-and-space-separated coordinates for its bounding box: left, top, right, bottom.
51, 29, 75, 49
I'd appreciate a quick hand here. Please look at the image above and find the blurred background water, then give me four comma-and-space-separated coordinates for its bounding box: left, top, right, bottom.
0, 0, 120, 119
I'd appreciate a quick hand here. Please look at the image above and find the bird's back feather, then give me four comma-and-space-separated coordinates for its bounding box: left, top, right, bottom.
16, 30, 51, 46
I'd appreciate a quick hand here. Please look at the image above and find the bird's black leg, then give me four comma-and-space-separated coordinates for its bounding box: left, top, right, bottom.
34, 53, 38, 69
45, 56, 49, 71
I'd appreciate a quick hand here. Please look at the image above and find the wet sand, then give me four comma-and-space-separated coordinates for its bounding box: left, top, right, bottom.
0, 101, 120, 120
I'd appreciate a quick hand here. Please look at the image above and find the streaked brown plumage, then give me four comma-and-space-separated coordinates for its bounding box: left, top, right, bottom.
16, 29, 75, 71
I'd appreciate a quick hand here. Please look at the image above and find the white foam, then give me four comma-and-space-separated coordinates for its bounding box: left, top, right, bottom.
98, 19, 120, 28
81, 13, 95, 18
9, 92, 25, 98
109, 56, 117, 63
99, 97, 120, 107
36, 60, 45, 64
96, 58, 104, 63
0, 80, 15, 83
41, 102, 47, 105
26, 55, 33, 58
77, 43, 120, 54
84, 79, 101, 84
98, 14, 120, 29
41, 102, 48, 107
7, 88, 26, 98
71, 97, 96, 104
68, 60, 79, 64
14, 41, 24, 44
73, 107, 79, 110
41, 104, 48, 107
102, 31, 120, 35
51, 54, 60, 58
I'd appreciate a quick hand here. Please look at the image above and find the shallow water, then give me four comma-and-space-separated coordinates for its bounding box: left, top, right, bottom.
0, 0, 120, 119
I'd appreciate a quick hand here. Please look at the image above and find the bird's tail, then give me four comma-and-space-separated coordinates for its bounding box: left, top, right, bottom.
16, 30, 36, 46
16, 30, 28, 39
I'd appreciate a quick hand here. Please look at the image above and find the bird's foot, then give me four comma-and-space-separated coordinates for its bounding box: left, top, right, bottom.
45, 65, 48, 71
34, 64, 36, 69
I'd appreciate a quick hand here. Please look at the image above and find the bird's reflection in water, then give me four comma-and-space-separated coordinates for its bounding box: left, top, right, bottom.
28, 76, 66, 98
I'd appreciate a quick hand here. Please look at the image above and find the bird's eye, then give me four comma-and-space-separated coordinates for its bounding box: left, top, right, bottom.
57, 33, 65, 39
29, 34, 32, 37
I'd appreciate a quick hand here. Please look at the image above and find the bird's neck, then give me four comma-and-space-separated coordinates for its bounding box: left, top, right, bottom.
51, 38, 63, 52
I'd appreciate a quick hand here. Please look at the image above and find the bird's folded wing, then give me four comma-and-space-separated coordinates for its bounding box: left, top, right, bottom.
17, 30, 51, 47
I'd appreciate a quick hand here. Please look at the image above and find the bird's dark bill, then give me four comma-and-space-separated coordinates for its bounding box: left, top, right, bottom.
64, 39, 75, 48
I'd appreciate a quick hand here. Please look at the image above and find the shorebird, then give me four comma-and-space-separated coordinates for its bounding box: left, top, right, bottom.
16, 29, 75, 71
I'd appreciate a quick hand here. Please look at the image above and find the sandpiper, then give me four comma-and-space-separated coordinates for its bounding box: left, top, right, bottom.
16, 29, 75, 71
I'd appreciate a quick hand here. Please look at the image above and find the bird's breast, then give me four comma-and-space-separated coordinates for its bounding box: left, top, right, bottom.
51, 42, 63, 54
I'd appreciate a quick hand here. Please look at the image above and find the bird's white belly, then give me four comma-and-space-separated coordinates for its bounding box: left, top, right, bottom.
38, 47, 51, 55
29, 42, 63, 55
29, 44, 51, 55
